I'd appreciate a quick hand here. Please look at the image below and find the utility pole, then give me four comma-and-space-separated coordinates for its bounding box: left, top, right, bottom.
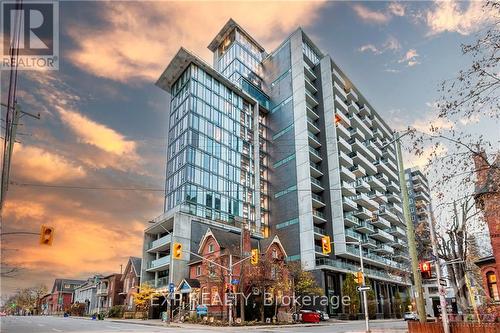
228, 254, 233, 326
358, 242, 370, 333
429, 206, 449, 333
394, 134, 427, 322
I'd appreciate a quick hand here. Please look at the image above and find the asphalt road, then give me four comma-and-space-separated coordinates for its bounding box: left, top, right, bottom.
1, 315, 408, 333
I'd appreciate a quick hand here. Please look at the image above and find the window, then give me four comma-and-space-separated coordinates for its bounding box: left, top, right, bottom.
487, 271, 499, 301
272, 249, 278, 259
208, 243, 215, 253
271, 266, 277, 279
196, 265, 201, 276
208, 263, 216, 277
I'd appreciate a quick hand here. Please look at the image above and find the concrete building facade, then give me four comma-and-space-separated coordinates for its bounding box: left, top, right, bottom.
143, 19, 411, 318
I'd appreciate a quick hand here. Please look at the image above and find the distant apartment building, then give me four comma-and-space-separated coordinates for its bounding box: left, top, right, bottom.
143, 19, 411, 318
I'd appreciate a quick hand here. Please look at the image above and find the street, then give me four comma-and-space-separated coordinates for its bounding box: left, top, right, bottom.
1, 316, 408, 333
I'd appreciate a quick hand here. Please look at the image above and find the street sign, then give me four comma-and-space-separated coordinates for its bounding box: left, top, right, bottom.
231, 279, 239, 285
169, 283, 175, 293
357, 286, 371, 292
439, 278, 447, 287
196, 305, 208, 316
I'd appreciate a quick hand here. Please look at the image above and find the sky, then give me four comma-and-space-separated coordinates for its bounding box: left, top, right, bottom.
0, 1, 498, 297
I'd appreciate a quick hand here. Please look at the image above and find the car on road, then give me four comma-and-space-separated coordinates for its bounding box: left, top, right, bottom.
298, 310, 321, 323
315, 310, 329, 321
403, 312, 419, 321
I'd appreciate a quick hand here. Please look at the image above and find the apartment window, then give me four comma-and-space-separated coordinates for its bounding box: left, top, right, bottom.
208, 243, 215, 253
487, 271, 499, 301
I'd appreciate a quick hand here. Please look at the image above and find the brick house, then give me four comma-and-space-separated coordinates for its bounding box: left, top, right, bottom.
473, 152, 500, 303
96, 273, 124, 312
41, 279, 85, 315
121, 257, 142, 311
187, 227, 289, 321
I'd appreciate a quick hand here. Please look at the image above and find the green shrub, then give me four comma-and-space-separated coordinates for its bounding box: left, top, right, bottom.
107, 305, 124, 318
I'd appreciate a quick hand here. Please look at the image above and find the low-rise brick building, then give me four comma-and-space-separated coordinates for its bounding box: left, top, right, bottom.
96, 273, 124, 312
40, 279, 85, 315
473, 152, 500, 303
121, 257, 142, 311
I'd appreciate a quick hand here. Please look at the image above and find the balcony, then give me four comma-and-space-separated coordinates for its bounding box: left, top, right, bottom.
147, 234, 172, 253
356, 221, 375, 234
375, 173, 389, 184
305, 91, 319, 107
364, 140, 382, 158
353, 193, 379, 210
350, 164, 366, 177
310, 162, 323, 178
345, 228, 362, 242
349, 114, 372, 138
389, 226, 406, 238
348, 101, 360, 114
96, 288, 108, 296
360, 116, 373, 128
308, 131, 321, 148
387, 181, 400, 192
368, 190, 387, 204
364, 175, 386, 192
355, 179, 370, 193
362, 237, 377, 249
338, 136, 352, 153
347, 89, 359, 102
335, 109, 351, 127
349, 138, 376, 162
373, 244, 394, 255
314, 226, 327, 237
335, 95, 348, 113
340, 166, 356, 182
342, 181, 356, 196
332, 67, 345, 86
359, 105, 372, 117
307, 118, 320, 134
370, 215, 391, 229
339, 151, 354, 168
305, 78, 318, 94
388, 203, 403, 216
342, 197, 358, 211
309, 147, 322, 162
354, 207, 372, 220
349, 151, 377, 175
334, 81, 347, 100
371, 229, 394, 243
313, 210, 327, 223
344, 212, 360, 227
349, 127, 366, 141
312, 193, 325, 208
146, 255, 171, 272
307, 106, 319, 120
337, 124, 352, 144
386, 192, 402, 203
310, 177, 324, 193
304, 63, 317, 81
391, 238, 407, 249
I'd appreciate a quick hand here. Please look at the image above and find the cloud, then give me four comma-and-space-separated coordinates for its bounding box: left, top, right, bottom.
388, 2, 406, 17
66, 1, 327, 83
399, 48, 420, 66
425, 1, 493, 36
358, 36, 400, 55
12, 144, 86, 183
352, 3, 391, 24
56, 106, 137, 157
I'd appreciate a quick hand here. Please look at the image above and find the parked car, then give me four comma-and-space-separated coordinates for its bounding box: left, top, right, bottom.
315, 310, 329, 321
299, 310, 320, 323
403, 312, 419, 321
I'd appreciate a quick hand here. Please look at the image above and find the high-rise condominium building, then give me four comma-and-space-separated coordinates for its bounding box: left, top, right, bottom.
142, 19, 411, 317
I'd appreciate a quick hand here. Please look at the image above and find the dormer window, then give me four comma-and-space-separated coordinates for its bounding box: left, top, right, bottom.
208, 243, 215, 253
272, 249, 278, 259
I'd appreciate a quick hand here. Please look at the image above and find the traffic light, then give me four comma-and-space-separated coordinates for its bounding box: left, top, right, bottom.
250, 248, 259, 265
419, 261, 432, 279
354, 272, 363, 285
39, 225, 54, 246
321, 235, 331, 254
173, 242, 182, 259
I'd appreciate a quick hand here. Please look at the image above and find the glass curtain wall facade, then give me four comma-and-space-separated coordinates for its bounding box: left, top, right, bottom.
165, 64, 260, 229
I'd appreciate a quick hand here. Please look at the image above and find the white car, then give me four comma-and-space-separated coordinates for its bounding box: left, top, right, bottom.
403, 312, 419, 321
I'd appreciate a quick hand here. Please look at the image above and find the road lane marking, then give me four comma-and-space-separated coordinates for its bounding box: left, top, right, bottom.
52, 329, 63, 332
